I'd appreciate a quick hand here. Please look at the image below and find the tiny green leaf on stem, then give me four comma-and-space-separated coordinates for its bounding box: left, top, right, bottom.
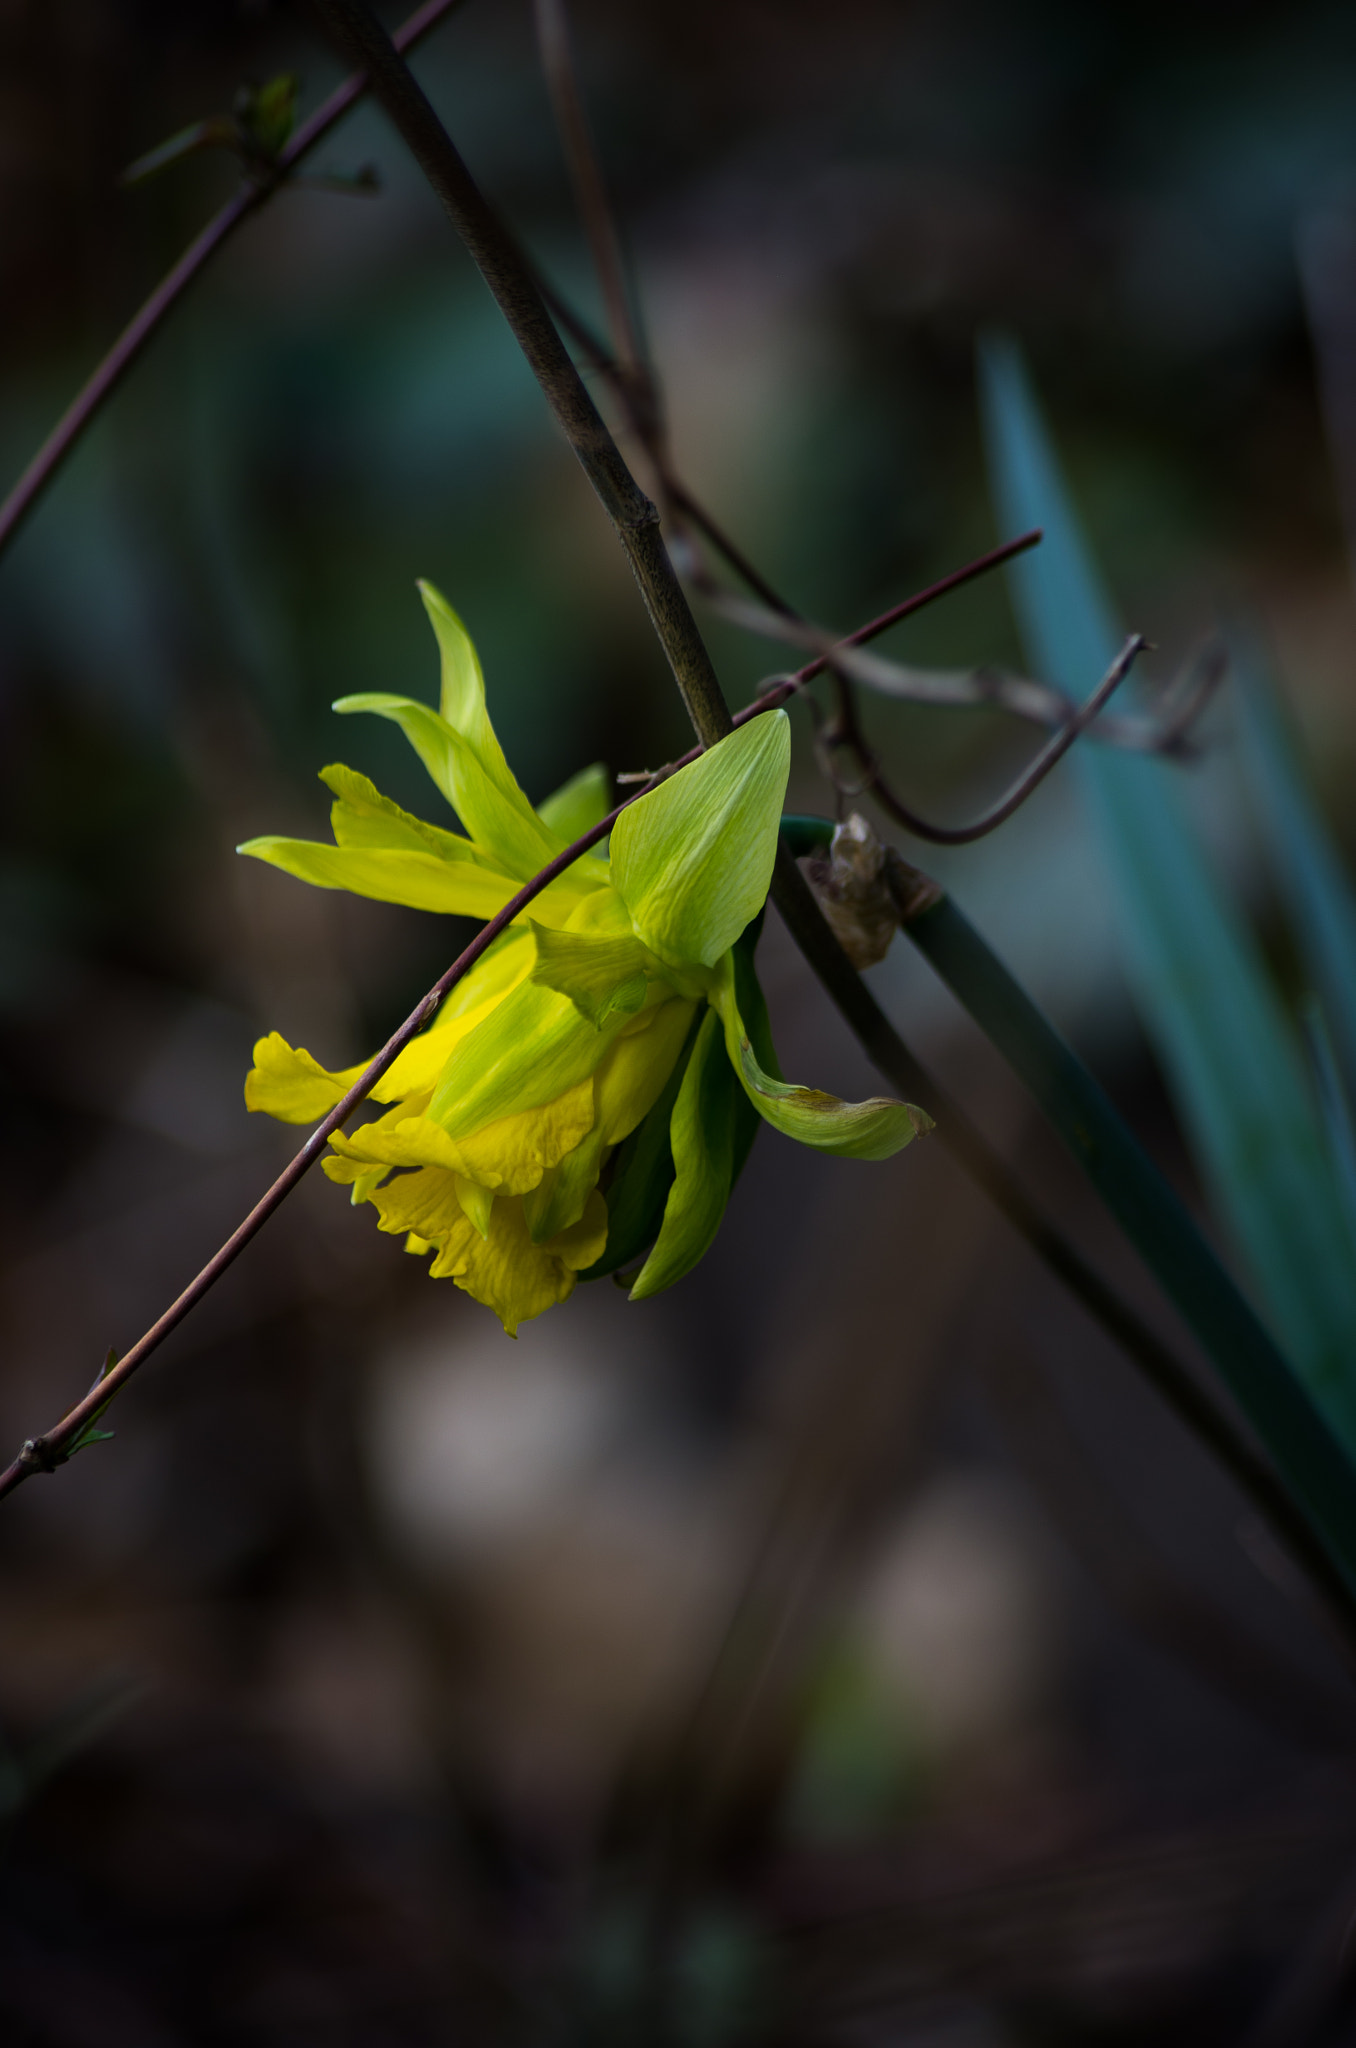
120, 119, 238, 188
67, 1350, 119, 1460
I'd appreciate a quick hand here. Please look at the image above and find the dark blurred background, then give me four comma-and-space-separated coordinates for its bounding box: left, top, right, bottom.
5, 1, 1356, 2041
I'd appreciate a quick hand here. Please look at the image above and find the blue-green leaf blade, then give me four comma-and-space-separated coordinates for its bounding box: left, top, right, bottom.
1233, 632, 1356, 1099
980, 334, 1356, 1454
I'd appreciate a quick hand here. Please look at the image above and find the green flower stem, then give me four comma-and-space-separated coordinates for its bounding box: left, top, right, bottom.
891, 863, 1356, 1609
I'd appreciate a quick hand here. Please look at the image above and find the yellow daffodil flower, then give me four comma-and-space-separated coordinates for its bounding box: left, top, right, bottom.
240, 584, 930, 1333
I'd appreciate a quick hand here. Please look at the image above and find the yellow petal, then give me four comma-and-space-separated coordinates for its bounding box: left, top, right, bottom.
593, 997, 699, 1143
329, 1078, 595, 1194
550, 1189, 609, 1271
522, 1126, 607, 1242
370, 933, 535, 1101
368, 1169, 606, 1334
245, 1032, 363, 1124
245, 934, 537, 1130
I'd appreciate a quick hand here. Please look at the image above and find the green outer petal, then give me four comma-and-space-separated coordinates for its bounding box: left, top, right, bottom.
321, 762, 482, 862
727, 922, 776, 1189
417, 581, 514, 794
333, 691, 561, 881
713, 956, 931, 1159
237, 835, 528, 919
428, 976, 620, 1138
580, 1010, 704, 1281
453, 1173, 494, 1240
609, 712, 790, 967
537, 762, 612, 841
530, 922, 650, 1028
628, 1009, 739, 1298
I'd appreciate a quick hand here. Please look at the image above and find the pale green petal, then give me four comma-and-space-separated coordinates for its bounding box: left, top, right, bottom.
609, 712, 790, 967
453, 1172, 494, 1239
417, 581, 515, 794
430, 926, 534, 1027
537, 761, 612, 841
628, 1008, 739, 1298
321, 762, 484, 862
238, 834, 595, 924
333, 1076, 594, 1194
593, 996, 699, 1144
564, 886, 638, 937
333, 691, 562, 882
529, 922, 649, 1028
429, 977, 621, 1139
238, 834, 521, 918
713, 955, 931, 1159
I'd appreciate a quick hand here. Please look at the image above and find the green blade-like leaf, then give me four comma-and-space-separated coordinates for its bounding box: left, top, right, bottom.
980, 334, 1356, 1453
610, 713, 791, 967
580, 1011, 704, 1280
629, 1009, 740, 1298
728, 919, 777, 1189
1300, 996, 1356, 1263
1233, 632, 1356, 1098
901, 881, 1356, 1596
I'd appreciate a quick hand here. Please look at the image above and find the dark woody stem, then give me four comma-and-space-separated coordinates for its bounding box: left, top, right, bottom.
0, 794, 624, 1500
308, 0, 732, 749
303, 0, 1356, 1619
0, 542, 1042, 1504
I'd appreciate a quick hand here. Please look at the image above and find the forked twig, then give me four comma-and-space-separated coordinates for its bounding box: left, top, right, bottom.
6, 0, 1350, 1652
522, 7, 1218, 840
816, 633, 1151, 845
0, 537, 1027, 1503
0, 778, 623, 1500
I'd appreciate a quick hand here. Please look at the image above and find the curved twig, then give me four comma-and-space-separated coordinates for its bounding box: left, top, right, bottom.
310, 0, 1356, 1625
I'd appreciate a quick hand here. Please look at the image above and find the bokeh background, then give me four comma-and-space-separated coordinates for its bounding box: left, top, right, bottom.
5, 1, 1356, 2041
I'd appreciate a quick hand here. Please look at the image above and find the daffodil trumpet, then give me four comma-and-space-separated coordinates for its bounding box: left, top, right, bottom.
240, 584, 931, 1333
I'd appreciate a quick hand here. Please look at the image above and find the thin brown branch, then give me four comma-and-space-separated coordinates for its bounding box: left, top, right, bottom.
713, 584, 1204, 747
532, 0, 655, 425
828, 633, 1149, 847
0, 787, 635, 1501
0, 542, 1054, 1506
311, 0, 733, 749
0, 0, 466, 566
304, 0, 1356, 1623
